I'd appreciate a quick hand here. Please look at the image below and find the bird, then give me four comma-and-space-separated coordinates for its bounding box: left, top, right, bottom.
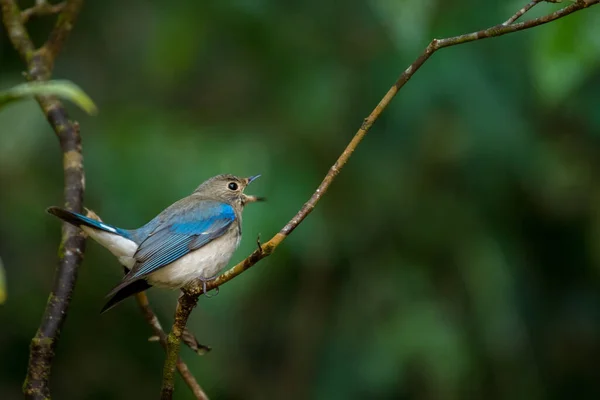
47, 174, 263, 313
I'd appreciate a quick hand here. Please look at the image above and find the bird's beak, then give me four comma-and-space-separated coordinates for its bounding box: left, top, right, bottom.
243, 175, 265, 203
247, 174, 261, 184
243, 194, 265, 203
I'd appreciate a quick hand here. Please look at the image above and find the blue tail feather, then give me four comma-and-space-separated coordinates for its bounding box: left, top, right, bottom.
46, 206, 132, 239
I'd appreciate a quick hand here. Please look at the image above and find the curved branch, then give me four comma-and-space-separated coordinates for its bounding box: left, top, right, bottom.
205, 0, 600, 297
159, 0, 600, 398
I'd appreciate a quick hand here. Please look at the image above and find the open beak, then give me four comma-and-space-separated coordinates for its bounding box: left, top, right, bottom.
243, 175, 265, 203
247, 174, 261, 184
243, 195, 265, 203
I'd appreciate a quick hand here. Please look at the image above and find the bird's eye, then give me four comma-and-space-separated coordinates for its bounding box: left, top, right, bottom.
228, 182, 239, 191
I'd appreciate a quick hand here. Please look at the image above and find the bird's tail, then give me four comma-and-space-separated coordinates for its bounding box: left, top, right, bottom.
100, 278, 152, 313
47, 206, 130, 238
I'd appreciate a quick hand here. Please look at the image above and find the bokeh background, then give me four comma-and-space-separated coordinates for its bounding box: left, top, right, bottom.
2, 0, 600, 399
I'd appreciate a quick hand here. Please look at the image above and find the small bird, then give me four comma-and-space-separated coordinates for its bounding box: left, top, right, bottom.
47, 174, 263, 312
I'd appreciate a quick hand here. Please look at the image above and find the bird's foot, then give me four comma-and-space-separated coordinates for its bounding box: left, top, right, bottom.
199, 274, 220, 298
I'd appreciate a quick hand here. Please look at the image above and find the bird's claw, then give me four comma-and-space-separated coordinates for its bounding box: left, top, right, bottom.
199, 275, 219, 298
256, 234, 263, 253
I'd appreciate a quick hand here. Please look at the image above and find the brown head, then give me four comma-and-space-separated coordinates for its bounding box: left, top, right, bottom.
193, 174, 264, 207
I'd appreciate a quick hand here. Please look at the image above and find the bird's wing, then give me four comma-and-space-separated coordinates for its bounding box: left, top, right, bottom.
127, 201, 236, 280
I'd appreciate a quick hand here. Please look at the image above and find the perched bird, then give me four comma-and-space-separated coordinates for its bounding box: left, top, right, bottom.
47, 174, 263, 312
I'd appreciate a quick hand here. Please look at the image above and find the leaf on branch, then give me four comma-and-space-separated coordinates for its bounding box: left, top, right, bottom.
0, 80, 98, 115
0, 256, 6, 304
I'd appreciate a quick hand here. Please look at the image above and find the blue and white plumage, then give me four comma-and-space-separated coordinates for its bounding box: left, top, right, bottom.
47, 174, 262, 312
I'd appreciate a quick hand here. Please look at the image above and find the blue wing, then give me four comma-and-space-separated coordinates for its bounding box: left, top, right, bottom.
128, 201, 236, 280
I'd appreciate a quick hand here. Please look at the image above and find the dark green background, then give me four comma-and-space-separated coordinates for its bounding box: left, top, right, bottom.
1, 0, 600, 399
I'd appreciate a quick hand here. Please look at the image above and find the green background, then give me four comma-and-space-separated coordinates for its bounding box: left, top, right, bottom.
1, 0, 600, 399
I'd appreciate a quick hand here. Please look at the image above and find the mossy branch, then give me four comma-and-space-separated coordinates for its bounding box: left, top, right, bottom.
137, 293, 209, 400
159, 0, 600, 398
1, 1, 87, 398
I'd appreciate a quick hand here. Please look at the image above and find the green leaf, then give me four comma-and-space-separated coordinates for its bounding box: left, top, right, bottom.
0, 80, 98, 115
0, 257, 5, 304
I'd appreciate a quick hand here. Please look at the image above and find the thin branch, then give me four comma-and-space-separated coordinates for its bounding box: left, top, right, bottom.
158, 0, 600, 398
207, 0, 600, 294
21, 1, 65, 24
43, 0, 82, 70
503, 0, 541, 26
1, 1, 35, 56
179, 323, 212, 356
136, 293, 209, 400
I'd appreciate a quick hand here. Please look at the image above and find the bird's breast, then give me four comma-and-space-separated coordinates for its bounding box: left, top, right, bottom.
148, 230, 241, 289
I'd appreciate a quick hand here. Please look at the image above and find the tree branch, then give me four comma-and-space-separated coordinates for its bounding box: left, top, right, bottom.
161, 290, 200, 399
20, 1, 65, 24
503, 0, 541, 26
2, 0, 208, 391
159, 0, 600, 398
1, 1, 87, 398
43, 0, 82, 70
137, 293, 209, 400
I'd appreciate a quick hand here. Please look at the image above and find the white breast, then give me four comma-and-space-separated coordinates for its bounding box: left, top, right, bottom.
147, 231, 241, 289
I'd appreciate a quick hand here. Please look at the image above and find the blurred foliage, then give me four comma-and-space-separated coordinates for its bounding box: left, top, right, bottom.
1, 0, 600, 399
0, 80, 98, 114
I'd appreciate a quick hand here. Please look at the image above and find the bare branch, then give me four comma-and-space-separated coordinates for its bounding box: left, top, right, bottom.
43, 0, 82, 70
159, 0, 600, 398
1, 1, 35, 56
160, 290, 200, 399
206, 0, 600, 295
21, 1, 65, 24
136, 293, 209, 400
503, 0, 541, 26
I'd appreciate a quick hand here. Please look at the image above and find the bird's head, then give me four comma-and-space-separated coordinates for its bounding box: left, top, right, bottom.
193, 174, 264, 206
